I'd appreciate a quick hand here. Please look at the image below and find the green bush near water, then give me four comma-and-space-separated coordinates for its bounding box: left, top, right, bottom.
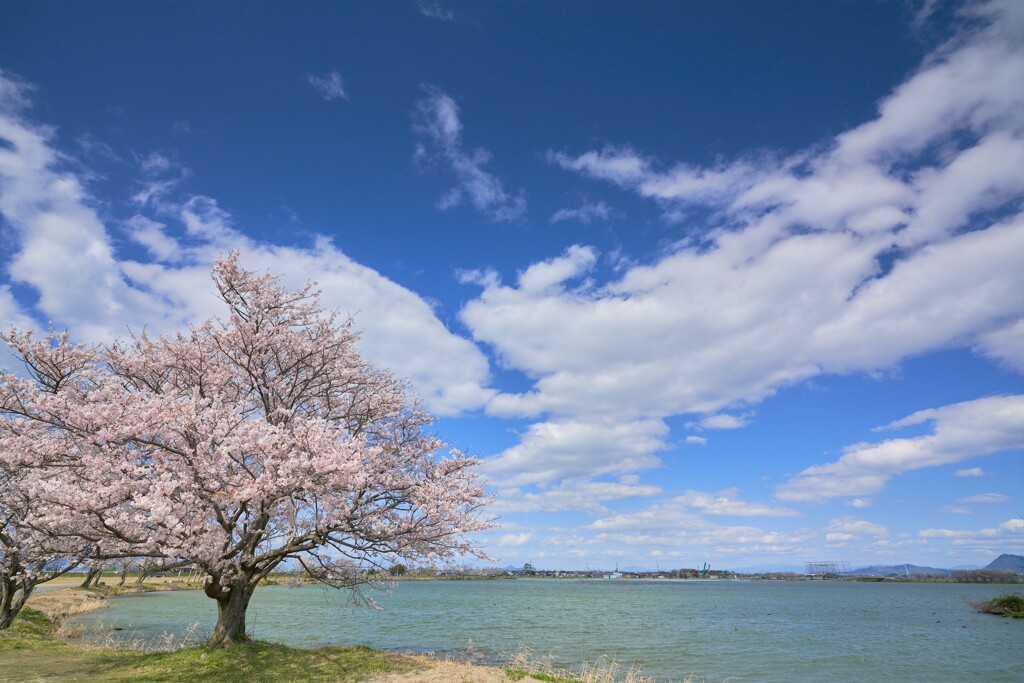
973, 592, 1024, 618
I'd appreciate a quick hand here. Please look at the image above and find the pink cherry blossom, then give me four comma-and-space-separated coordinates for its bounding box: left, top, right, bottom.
0, 254, 492, 644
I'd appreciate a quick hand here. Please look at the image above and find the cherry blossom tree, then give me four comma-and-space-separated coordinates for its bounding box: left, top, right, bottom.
0, 255, 491, 645
0, 427, 93, 629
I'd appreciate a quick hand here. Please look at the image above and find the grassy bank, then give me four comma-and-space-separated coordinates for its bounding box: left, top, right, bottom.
1, 625, 418, 682
0, 586, 535, 683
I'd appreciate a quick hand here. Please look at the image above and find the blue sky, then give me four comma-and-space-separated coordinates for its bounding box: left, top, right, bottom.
1, 0, 1022, 571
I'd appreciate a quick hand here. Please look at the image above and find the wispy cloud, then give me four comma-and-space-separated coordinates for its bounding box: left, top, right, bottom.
418, 2, 457, 22
957, 493, 1009, 504
550, 200, 611, 224
413, 86, 525, 222
776, 396, 1024, 503
954, 467, 985, 477
307, 71, 348, 101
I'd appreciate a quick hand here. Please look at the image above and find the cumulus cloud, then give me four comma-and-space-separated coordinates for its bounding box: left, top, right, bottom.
412, 87, 525, 222
0, 86, 173, 341
464, 2, 1024, 489
483, 418, 668, 487
776, 395, 1024, 503
307, 71, 348, 101
685, 435, 707, 446
0, 70, 493, 416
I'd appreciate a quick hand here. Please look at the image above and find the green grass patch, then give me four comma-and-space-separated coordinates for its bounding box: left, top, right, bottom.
5, 607, 54, 637
95, 641, 418, 683
0, 613, 420, 683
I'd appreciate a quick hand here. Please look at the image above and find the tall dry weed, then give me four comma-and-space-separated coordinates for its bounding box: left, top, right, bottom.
503, 645, 723, 683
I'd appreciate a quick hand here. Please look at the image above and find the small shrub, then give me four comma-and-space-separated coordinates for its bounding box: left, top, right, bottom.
973, 592, 1024, 617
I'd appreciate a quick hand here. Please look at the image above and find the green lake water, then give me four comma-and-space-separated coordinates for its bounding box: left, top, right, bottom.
70, 579, 1023, 682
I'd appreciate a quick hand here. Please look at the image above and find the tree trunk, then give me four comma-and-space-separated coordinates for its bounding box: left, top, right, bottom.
0, 580, 16, 630
207, 577, 257, 646
80, 568, 100, 588
135, 568, 149, 584
0, 578, 30, 630
118, 568, 128, 586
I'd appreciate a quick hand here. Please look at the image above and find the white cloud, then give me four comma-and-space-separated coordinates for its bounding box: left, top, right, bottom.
0, 88, 173, 341
131, 151, 188, 207
694, 414, 748, 430
0, 70, 494, 416
847, 498, 873, 509
547, 146, 760, 210
975, 319, 1024, 372
412, 87, 525, 222
498, 533, 532, 547
954, 467, 985, 477
825, 517, 889, 541
490, 475, 662, 514
476, 0, 1024, 450
674, 489, 800, 518
685, 435, 707, 446
307, 71, 348, 101
140, 151, 173, 175
483, 418, 668, 487
776, 395, 1024, 502
550, 201, 611, 225
587, 502, 814, 556
465, 218, 1023, 425
123, 215, 181, 262
957, 493, 1009, 504
919, 518, 1024, 548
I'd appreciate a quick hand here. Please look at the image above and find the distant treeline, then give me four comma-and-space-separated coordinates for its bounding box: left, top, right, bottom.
950, 569, 1024, 583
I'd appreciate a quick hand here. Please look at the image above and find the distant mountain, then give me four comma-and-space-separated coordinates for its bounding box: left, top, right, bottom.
849, 564, 950, 577
985, 554, 1024, 573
